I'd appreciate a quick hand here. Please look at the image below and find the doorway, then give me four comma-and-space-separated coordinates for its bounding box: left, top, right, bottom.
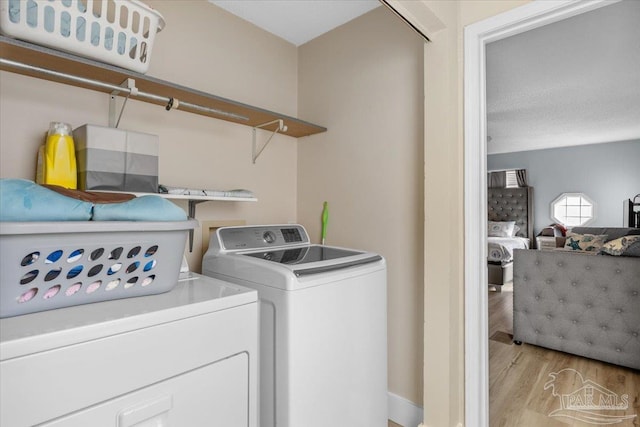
463, 1, 621, 425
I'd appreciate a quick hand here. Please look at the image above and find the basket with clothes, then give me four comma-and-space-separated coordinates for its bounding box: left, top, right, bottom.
0, 179, 196, 317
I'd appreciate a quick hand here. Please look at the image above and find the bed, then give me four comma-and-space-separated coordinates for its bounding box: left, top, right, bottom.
487, 186, 533, 289
488, 236, 530, 262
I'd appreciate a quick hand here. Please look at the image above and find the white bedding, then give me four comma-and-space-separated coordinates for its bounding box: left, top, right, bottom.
488, 236, 530, 263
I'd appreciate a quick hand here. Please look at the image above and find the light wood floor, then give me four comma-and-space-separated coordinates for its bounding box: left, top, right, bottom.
489, 287, 640, 427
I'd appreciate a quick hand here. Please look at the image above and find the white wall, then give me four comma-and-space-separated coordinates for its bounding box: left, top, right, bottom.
488, 140, 640, 232
297, 7, 425, 405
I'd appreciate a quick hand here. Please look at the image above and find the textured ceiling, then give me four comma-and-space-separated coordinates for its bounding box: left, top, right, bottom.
209, 0, 380, 46
486, 0, 640, 154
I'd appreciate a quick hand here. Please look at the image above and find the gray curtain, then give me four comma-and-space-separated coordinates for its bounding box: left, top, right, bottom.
488, 169, 528, 188
515, 169, 528, 187
488, 171, 506, 188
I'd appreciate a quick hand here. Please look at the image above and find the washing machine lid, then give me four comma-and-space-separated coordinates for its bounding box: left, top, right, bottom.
242, 245, 359, 264
240, 245, 382, 276
204, 224, 385, 288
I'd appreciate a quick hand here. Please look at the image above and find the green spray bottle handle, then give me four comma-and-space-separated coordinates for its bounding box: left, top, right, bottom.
321, 201, 329, 245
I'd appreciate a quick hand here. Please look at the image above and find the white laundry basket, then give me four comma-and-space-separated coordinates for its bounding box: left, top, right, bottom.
0, 219, 197, 318
0, 0, 165, 73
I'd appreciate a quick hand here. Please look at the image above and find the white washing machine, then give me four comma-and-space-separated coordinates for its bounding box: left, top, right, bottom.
202, 224, 387, 427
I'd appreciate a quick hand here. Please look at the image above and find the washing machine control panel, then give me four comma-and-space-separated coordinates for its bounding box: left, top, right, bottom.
218, 225, 310, 251
263, 231, 276, 244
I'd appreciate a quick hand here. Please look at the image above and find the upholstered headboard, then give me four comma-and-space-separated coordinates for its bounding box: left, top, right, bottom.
488, 187, 534, 240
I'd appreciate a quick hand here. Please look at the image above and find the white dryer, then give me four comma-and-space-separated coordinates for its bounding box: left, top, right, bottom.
0, 274, 258, 427
202, 224, 387, 427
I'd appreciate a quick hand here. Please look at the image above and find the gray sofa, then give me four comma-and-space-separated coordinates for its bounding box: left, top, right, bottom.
513, 227, 640, 370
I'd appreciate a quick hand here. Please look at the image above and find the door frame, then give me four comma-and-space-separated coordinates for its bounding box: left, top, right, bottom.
463, 0, 619, 425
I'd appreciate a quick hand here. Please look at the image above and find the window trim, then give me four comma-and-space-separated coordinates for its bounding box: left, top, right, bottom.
550, 192, 596, 227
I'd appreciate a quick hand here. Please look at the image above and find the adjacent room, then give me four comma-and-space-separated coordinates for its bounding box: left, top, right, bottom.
483, 1, 640, 424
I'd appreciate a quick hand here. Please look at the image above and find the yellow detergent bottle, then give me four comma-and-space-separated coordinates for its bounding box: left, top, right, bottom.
43, 122, 77, 189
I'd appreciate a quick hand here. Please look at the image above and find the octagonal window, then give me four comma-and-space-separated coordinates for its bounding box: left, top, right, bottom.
551, 193, 595, 227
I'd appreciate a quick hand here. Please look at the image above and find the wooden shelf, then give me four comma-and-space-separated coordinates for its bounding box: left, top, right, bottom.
0, 36, 327, 138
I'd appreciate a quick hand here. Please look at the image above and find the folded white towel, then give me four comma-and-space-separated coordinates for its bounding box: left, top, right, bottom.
205, 189, 255, 198
162, 185, 254, 198
165, 187, 206, 196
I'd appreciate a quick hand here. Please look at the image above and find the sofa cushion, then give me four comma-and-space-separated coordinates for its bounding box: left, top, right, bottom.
571, 227, 640, 242
600, 235, 640, 256
513, 249, 640, 370
564, 232, 607, 252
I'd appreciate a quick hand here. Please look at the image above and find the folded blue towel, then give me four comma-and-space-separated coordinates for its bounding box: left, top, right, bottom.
92, 195, 187, 221
1, 179, 186, 222
0, 179, 93, 221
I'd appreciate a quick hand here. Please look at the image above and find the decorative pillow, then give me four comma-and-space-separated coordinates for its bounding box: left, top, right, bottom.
600, 235, 640, 256
623, 240, 640, 257
563, 232, 608, 252
488, 221, 516, 237
511, 224, 521, 237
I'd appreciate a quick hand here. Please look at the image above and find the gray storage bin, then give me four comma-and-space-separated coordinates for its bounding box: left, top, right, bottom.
74, 124, 159, 193
0, 219, 197, 318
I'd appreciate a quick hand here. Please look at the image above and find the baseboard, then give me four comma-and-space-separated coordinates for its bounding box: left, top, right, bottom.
388, 392, 423, 427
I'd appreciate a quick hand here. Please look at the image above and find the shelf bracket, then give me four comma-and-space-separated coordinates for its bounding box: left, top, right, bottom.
187, 199, 207, 252
252, 119, 288, 164
108, 78, 138, 128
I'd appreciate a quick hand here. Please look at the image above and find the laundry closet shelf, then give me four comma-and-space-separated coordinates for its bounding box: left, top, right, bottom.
158, 193, 257, 203
0, 36, 327, 138
92, 190, 257, 203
